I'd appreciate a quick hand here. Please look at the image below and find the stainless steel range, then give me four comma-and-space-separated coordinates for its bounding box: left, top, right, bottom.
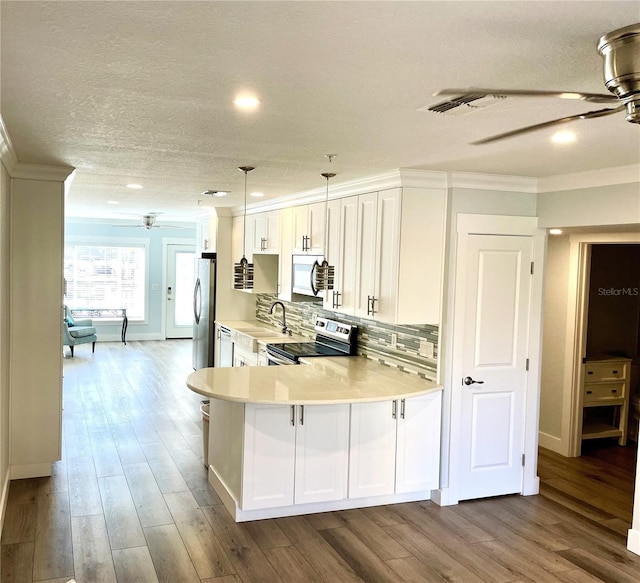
266, 317, 357, 365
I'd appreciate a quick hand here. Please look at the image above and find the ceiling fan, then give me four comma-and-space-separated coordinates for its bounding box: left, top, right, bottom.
113, 213, 183, 229
429, 23, 640, 144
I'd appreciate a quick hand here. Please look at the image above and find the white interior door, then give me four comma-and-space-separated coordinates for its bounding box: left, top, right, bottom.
165, 244, 195, 339
456, 232, 533, 500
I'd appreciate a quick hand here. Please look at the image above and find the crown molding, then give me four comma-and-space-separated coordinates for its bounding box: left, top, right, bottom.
0, 115, 18, 175
12, 162, 75, 182
233, 168, 449, 215
537, 163, 640, 193
448, 171, 538, 193
0, 113, 75, 181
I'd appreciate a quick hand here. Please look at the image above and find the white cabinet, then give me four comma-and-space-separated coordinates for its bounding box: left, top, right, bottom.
252, 211, 280, 254
292, 202, 326, 254
242, 405, 296, 510
323, 196, 358, 313
294, 404, 350, 504
349, 392, 442, 498
395, 392, 442, 494
232, 343, 258, 367
348, 400, 398, 498
349, 187, 445, 325
241, 404, 350, 510
580, 357, 631, 446
231, 215, 278, 294
232, 215, 253, 263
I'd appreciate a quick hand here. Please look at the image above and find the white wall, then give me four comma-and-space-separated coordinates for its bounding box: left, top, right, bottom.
537, 182, 640, 228
0, 156, 11, 534
538, 235, 570, 448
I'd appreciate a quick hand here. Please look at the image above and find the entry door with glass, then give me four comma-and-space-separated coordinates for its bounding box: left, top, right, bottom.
166, 244, 196, 338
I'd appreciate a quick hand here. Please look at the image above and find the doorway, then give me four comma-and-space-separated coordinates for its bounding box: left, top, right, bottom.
165, 243, 196, 339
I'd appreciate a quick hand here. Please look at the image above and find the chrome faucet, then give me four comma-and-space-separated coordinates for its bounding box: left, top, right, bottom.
269, 301, 292, 335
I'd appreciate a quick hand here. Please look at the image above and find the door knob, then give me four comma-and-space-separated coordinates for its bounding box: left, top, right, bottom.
463, 376, 484, 386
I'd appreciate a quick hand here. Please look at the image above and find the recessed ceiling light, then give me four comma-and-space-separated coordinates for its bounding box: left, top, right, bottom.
233, 95, 261, 110
549, 228, 563, 235
551, 130, 576, 144
126, 183, 144, 189
107, 200, 120, 205
250, 191, 265, 198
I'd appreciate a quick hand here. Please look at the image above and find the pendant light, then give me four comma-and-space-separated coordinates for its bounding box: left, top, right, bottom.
234, 166, 255, 290
311, 156, 336, 295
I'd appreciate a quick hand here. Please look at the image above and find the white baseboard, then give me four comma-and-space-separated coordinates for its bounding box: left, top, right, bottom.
93, 332, 166, 342
628, 528, 640, 556
538, 431, 564, 454
208, 466, 433, 522
0, 467, 10, 536
10, 462, 52, 479
432, 487, 458, 506
522, 476, 540, 496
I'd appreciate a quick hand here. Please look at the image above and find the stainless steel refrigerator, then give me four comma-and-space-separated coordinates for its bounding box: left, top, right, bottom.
192, 253, 217, 370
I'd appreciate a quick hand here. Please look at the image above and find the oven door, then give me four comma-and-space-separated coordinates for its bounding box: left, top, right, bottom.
266, 351, 298, 366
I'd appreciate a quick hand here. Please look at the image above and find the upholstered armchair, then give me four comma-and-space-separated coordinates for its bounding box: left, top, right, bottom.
63, 306, 97, 357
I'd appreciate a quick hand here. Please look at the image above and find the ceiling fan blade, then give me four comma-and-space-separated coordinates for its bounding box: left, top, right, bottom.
433, 88, 617, 104
471, 105, 625, 145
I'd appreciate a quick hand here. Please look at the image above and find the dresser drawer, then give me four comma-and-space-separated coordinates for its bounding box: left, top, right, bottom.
585, 362, 628, 382
584, 382, 626, 403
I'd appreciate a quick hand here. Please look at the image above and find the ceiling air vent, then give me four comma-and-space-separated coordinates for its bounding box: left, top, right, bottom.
420, 93, 506, 116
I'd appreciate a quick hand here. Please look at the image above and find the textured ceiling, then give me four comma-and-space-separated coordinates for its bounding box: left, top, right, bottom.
1, 1, 639, 223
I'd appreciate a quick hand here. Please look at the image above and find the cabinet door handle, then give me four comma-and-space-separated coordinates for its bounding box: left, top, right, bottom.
367, 295, 377, 316
392, 400, 397, 420
333, 290, 342, 309
300, 405, 304, 426
611, 389, 618, 393
261, 237, 267, 251
400, 399, 406, 419
612, 370, 618, 374
586, 390, 593, 394
290, 405, 295, 426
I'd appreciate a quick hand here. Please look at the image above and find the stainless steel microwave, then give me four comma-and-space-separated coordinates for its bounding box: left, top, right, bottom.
291, 254, 324, 297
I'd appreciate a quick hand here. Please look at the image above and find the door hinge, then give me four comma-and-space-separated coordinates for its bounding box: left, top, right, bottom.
530, 261, 534, 275
522, 453, 526, 467
526, 358, 529, 371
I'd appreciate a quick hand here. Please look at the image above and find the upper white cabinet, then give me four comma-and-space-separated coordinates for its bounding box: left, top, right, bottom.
252, 211, 280, 255
229, 172, 446, 324
292, 202, 326, 254
331, 187, 445, 325
232, 215, 254, 263
231, 215, 278, 294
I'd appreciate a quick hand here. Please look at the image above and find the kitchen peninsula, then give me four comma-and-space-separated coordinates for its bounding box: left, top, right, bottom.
187, 356, 442, 522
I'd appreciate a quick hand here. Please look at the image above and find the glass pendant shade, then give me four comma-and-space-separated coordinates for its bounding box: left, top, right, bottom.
234, 166, 255, 290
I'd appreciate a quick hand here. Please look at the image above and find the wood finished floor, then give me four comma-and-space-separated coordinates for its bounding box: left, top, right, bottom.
1, 339, 639, 583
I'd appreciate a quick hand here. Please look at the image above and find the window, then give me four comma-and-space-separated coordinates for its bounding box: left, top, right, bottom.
64, 243, 147, 320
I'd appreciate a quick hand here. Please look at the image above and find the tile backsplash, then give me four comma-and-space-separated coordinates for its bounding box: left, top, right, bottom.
256, 294, 438, 380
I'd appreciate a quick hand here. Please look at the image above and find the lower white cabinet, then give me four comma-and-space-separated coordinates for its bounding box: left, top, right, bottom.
241, 403, 350, 510
349, 392, 442, 498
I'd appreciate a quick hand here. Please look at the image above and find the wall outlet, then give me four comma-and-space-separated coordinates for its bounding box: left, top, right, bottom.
390, 333, 397, 349
419, 339, 435, 359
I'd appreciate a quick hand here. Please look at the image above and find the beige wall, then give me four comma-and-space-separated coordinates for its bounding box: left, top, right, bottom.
0, 159, 10, 527
537, 182, 640, 228
539, 235, 570, 442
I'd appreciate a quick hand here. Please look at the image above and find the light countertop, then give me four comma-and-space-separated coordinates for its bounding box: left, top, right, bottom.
186, 356, 442, 405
